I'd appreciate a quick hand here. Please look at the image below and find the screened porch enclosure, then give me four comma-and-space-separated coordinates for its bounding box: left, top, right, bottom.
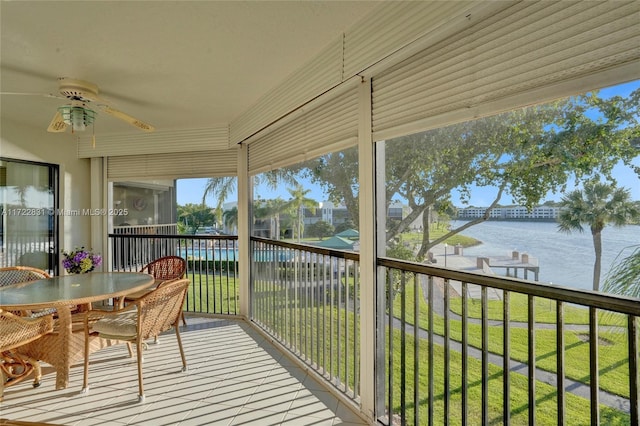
2, 1, 639, 425
102, 3, 639, 424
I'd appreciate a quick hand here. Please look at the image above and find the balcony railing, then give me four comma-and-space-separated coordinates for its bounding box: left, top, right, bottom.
378, 257, 639, 426
106, 234, 639, 425
109, 232, 239, 315
251, 236, 361, 404
0, 230, 56, 272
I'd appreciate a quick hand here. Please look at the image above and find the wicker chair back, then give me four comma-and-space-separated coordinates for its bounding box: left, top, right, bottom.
0, 267, 50, 288
139, 256, 186, 281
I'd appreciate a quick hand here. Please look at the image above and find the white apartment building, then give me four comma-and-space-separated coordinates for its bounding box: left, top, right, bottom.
458, 205, 561, 220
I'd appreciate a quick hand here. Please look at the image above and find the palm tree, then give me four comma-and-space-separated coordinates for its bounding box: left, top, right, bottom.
202, 177, 237, 212
222, 206, 238, 234
202, 170, 299, 211
252, 199, 272, 237
285, 184, 317, 242
263, 198, 288, 239
557, 181, 639, 291
603, 245, 640, 298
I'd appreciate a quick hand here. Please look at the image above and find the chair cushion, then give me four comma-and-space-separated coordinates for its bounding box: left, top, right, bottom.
30, 307, 58, 318
93, 310, 138, 339
123, 286, 158, 301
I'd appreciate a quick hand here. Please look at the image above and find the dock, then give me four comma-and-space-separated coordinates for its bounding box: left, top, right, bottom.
431, 247, 539, 300
476, 251, 540, 281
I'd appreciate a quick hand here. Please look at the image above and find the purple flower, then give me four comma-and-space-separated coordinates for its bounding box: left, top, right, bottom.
62, 247, 101, 274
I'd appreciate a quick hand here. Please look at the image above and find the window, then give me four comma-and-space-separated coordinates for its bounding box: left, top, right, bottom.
377, 81, 640, 293
251, 147, 360, 245
0, 158, 58, 272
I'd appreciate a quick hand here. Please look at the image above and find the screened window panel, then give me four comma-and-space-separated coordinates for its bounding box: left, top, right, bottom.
247, 84, 359, 175
372, 1, 640, 139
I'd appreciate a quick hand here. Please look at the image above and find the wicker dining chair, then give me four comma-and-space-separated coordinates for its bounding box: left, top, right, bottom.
0, 266, 50, 287
0, 266, 57, 318
0, 309, 54, 400
123, 256, 188, 326
82, 278, 190, 402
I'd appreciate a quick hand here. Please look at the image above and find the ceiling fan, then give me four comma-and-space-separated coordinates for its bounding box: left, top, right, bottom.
3, 77, 154, 134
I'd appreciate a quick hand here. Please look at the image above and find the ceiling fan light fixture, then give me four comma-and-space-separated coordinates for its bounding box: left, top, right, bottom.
58, 105, 96, 132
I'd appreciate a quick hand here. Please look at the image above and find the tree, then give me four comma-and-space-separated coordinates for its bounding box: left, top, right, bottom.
301, 89, 640, 261
253, 197, 289, 239
222, 206, 238, 234
262, 197, 288, 239
285, 184, 317, 242
202, 170, 300, 213
602, 245, 640, 298
177, 203, 216, 235
557, 181, 640, 291
334, 219, 357, 234
202, 177, 237, 214
302, 148, 359, 226
306, 220, 334, 240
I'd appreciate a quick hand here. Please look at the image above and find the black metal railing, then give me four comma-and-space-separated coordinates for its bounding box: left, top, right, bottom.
109, 233, 239, 315
1, 230, 56, 272
250, 236, 361, 403
378, 257, 639, 426
106, 234, 640, 424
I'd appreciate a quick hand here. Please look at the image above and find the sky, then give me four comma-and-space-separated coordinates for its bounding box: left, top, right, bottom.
177, 175, 324, 207
177, 80, 640, 208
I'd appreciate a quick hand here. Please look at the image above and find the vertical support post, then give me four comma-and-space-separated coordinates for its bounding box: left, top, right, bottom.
528, 295, 536, 426
629, 316, 639, 426
503, 290, 511, 425
358, 76, 376, 422
91, 157, 106, 272
237, 143, 251, 318
557, 301, 565, 425
589, 307, 600, 425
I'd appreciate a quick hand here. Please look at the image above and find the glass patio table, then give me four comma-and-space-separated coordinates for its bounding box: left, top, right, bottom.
0, 272, 155, 390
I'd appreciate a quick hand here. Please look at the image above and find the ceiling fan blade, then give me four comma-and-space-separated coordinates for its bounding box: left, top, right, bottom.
47, 110, 67, 133
100, 105, 154, 132
0, 91, 63, 100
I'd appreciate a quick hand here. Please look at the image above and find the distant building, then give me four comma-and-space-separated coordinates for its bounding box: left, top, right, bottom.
458, 205, 561, 220
309, 201, 404, 228
245, 200, 407, 239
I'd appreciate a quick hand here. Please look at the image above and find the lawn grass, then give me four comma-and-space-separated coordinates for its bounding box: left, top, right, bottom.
180, 271, 632, 423
448, 290, 626, 326
183, 272, 239, 314
394, 277, 634, 399
400, 228, 480, 248
387, 326, 630, 425
259, 295, 630, 425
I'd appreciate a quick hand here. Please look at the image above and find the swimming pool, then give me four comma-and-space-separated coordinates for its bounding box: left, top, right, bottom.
179, 248, 295, 262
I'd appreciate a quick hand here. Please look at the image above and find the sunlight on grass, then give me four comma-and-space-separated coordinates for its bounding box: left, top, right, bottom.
386, 327, 631, 425
391, 275, 635, 399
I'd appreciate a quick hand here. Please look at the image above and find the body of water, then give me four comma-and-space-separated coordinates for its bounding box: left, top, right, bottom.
455, 220, 640, 292
180, 248, 294, 262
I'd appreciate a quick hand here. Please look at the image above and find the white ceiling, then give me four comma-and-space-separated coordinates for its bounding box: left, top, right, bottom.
0, 1, 381, 138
